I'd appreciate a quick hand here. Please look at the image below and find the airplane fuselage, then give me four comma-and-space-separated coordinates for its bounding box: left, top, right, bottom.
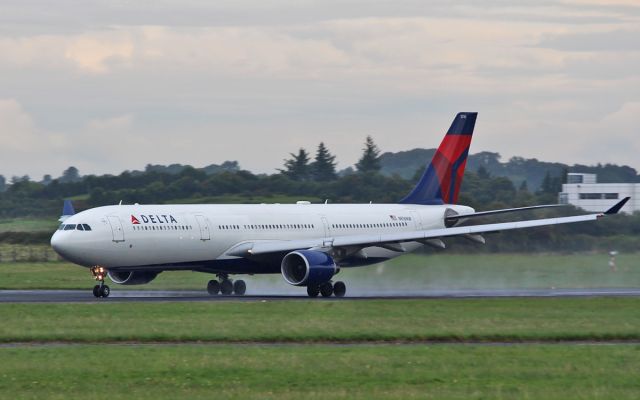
51, 202, 474, 274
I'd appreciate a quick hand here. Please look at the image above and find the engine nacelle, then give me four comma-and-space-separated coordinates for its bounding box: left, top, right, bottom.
107, 270, 160, 285
281, 250, 337, 287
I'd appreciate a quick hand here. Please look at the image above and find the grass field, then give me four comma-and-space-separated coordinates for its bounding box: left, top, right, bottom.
1, 298, 640, 399
1, 298, 639, 343
2, 253, 639, 398
0, 252, 638, 291
1, 344, 639, 399
0, 218, 58, 232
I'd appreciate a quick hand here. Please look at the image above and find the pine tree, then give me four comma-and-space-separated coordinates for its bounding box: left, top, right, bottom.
477, 166, 491, 179
355, 135, 381, 173
540, 171, 553, 194
279, 148, 311, 181
311, 142, 337, 181
519, 180, 529, 192
60, 166, 80, 183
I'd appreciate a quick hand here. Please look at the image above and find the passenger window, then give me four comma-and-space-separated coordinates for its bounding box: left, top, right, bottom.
64, 224, 76, 230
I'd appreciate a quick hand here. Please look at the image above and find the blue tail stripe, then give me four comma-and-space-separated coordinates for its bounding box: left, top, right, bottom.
448, 148, 469, 200
399, 166, 444, 205
62, 200, 75, 216
399, 112, 477, 205
447, 113, 477, 135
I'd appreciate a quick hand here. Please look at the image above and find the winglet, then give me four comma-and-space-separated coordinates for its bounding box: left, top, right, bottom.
59, 199, 75, 222
605, 197, 630, 215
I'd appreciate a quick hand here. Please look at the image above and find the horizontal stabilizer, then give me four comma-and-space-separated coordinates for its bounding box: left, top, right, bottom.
447, 204, 566, 223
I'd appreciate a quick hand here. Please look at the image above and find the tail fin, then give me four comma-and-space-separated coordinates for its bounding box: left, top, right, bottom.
399, 112, 477, 205
59, 199, 75, 222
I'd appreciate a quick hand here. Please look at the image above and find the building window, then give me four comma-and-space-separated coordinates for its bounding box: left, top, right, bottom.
604, 193, 619, 200
580, 193, 603, 200
567, 175, 583, 184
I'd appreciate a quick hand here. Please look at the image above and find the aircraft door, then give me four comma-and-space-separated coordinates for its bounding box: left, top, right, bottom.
107, 216, 125, 242
321, 216, 331, 237
195, 215, 211, 241
409, 210, 423, 231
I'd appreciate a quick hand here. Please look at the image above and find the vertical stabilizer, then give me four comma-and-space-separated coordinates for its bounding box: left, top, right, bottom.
59, 199, 75, 222
399, 112, 477, 205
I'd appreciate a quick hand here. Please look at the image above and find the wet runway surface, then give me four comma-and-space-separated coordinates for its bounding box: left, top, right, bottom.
2, 287, 640, 303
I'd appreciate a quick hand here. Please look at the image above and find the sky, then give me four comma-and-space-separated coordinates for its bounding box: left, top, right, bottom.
0, 0, 638, 180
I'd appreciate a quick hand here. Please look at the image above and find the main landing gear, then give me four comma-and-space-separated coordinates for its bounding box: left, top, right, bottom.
207, 273, 246, 296
307, 281, 346, 298
91, 266, 110, 298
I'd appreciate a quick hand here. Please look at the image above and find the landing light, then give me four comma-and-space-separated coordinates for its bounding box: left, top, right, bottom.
91, 266, 106, 281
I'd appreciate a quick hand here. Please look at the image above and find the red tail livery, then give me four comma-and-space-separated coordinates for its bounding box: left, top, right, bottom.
399, 112, 477, 205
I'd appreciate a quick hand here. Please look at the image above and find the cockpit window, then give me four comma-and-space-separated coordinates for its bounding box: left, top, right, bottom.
82, 224, 92, 231
63, 224, 76, 230
76, 224, 84, 231
58, 224, 65, 230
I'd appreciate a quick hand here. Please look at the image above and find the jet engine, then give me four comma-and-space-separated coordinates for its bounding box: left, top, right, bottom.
107, 270, 160, 285
281, 250, 337, 287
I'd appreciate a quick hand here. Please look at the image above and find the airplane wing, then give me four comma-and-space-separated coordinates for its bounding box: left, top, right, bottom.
231, 197, 629, 257
444, 204, 565, 224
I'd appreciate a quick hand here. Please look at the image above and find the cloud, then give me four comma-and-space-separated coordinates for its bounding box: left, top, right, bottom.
65, 33, 134, 74
0, 99, 71, 178
0, 2, 638, 177
538, 29, 640, 52
0, 99, 39, 152
562, 0, 640, 6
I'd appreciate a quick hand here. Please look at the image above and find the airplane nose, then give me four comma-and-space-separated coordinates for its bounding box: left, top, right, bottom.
50, 231, 70, 258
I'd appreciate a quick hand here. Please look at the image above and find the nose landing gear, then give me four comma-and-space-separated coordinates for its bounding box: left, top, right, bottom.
207, 273, 246, 296
91, 266, 110, 298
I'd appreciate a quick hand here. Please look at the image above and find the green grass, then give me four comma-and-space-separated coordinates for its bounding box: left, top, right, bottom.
1, 290, 639, 399
1, 298, 639, 343
1, 344, 639, 399
0, 218, 58, 232
1, 252, 638, 290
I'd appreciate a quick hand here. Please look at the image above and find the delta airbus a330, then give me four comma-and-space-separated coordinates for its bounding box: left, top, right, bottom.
50, 112, 629, 298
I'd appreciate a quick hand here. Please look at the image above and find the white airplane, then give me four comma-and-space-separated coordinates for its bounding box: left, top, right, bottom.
50, 112, 629, 298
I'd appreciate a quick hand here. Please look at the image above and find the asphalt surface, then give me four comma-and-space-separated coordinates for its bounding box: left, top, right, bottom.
2, 287, 640, 303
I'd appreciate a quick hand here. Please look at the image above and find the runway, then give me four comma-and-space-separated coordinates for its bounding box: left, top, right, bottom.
2, 287, 640, 303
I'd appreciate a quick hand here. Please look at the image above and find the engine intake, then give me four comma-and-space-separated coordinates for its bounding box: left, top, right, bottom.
107, 270, 160, 285
281, 250, 337, 287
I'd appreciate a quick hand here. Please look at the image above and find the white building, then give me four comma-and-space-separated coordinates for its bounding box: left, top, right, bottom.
559, 173, 639, 214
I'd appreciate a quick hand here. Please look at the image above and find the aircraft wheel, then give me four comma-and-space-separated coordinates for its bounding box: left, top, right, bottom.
333, 281, 346, 297
233, 280, 246, 295
100, 285, 110, 298
207, 280, 220, 295
307, 285, 320, 297
93, 285, 101, 298
320, 282, 333, 298
220, 279, 234, 295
